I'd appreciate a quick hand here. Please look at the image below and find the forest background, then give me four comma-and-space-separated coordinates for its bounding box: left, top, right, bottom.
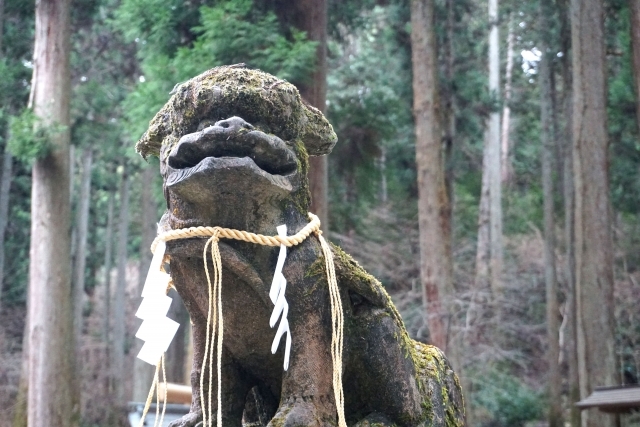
0, 0, 638, 426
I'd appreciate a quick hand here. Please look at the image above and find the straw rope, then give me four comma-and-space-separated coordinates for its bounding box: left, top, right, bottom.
148, 212, 346, 427
136, 354, 168, 427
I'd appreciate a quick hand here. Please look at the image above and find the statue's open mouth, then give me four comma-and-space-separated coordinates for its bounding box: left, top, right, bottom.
164, 117, 297, 195
167, 116, 297, 175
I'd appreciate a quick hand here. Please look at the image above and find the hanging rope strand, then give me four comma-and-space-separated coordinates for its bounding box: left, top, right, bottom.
150, 213, 346, 427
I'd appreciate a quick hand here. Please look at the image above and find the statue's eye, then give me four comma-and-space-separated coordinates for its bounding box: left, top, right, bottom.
197, 120, 216, 131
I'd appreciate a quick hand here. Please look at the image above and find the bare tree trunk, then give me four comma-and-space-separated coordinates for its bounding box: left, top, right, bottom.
539, 2, 562, 422
557, 0, 581, 423
12, 318, 29, 427
0, 148, 12, 310
476, 0, 502, 294
629, 0, 640, 135
0, 0, 8, 312
132, 165, 157, 401
0, 0, 4, 55
73, 147, 92, 348
410, 0, 453, 351
113, 166, 130, 405
565, 92, 581, 427
166, 292, 188, 383
101, 188, 115, 421
103, 191, 114, 343
285, 0, 329, 229
571, 0, 617, 425
501, 15, 514, 184
28, 0, 78, 426
444, 0, 455, 264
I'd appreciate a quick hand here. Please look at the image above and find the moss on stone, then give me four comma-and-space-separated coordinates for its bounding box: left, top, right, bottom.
135, 65, 337, 160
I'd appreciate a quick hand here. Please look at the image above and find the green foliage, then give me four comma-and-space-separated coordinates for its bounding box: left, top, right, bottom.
7, 109, 58, 163
473, 369, 545, 427
327, 5, 414, 231
116, 0, 318, 141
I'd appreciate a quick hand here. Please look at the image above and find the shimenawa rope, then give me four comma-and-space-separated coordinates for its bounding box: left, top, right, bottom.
143, 213, 346, 427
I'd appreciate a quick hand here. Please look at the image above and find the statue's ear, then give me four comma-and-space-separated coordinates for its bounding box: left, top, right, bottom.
300, 102, 338, 156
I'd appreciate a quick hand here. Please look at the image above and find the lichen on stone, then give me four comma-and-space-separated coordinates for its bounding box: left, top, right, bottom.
135, 65, 337, 160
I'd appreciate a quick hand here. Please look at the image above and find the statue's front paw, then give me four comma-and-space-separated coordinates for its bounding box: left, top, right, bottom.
267, 396, 335, 427
168, 410, 203, 427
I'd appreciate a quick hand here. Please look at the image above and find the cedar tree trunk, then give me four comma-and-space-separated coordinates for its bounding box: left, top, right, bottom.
27, 0, 78, 426
571, 0, 617, 425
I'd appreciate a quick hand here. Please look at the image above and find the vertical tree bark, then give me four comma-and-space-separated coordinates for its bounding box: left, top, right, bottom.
285, 0, 329, 229
571, 0, 617, 425
0, 0, 4, 54
0, 0, 7, 311
564, 93, 581, 427
558, 0, 581, 423
102, 189, 115, 421
443, 0, 455, 260
539, 1, 562, 423
103, 191, 114, 343
629, 0, 640, 135
166, 292, 188, 383
73, 147, 92, 347
501, 16, 514, 184
476, 0, 502, 294
410, 0, 453, 351
28, 0, 78, 426
113, 166, 130, 404
132, 165, 157, 401
0, 137, 12, 311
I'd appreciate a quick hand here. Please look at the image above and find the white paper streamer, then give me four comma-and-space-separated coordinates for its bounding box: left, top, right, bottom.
270, 225, 292, 370
134, 241, 180, 366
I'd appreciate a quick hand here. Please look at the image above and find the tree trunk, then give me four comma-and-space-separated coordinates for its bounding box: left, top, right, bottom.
132, 165, 157, 401
565, 88, 581, 427
410, 0, 453, 351
103, 190, 115, 343
501, 15, 514, 184
571, 0, 617, 425
0, 0, 8, 312
165, 291, 188, 383
539, 2, 562, 423
476, 0, 502, 294
0, 0, 4, 55
73, 147, 92, 348
558, 0, 581, 423
28, 0, 77, 426
629, 0, 640, 136
444, 0, 455, 263
13, 318, 29, 427
113, 166, 130, 405
0, 148, 12, 311
284, 0, 329, 229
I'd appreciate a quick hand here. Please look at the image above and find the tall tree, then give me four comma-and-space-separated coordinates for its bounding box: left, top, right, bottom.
0, 0, 12, 311
103, 190, 114, 343
557, 0, 581, 423
630, 0, 640, 136
133, 165, 157, 401
539, 0, 561, 424
500, 15, 514, 184
410, 0, 453, 351
282, 0, 329, 228
476, 0, 503, 294
0, 149, 12, 311
571, 0, 617, 426
27, 0, 78, 425
113, 165, 130, 404
72, 147, 92, 346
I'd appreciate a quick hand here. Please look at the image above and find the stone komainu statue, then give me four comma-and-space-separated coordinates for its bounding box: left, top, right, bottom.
137, 65, 465, 427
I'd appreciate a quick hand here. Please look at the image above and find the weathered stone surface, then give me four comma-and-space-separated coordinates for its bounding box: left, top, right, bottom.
138, 66, 465, 427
